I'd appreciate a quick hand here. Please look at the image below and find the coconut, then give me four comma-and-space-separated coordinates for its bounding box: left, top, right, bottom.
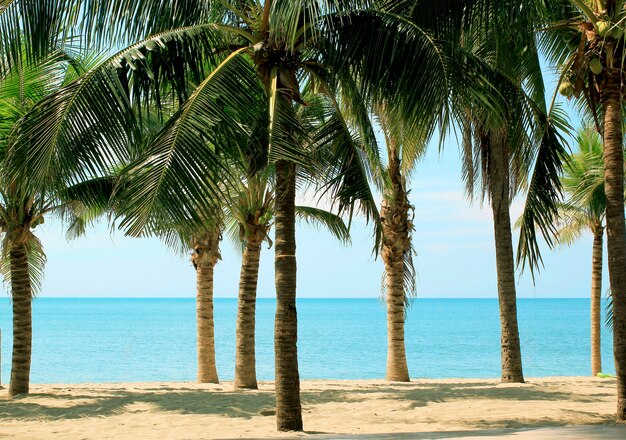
589, 58, 603, 75
31, 217, 45, 228
596, 21, 612, 37
559, 81, 574, 97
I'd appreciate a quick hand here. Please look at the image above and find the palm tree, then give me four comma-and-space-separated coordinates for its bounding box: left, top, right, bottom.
228, 169, 350, 389
538, 0, 626, 420
191, 225, 222, 383
554, 128, 608, 376
379, 1, 570, 386
7, 1, 518, 430
372, 109, 419, 382
429, 1, 570, 384
229, 174, 271, 390
0, 48, 108, 396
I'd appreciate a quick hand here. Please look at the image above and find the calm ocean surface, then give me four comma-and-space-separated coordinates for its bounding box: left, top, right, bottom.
0, 298, 615, 384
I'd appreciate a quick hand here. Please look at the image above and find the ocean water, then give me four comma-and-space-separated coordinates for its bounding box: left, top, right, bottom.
0, 298, 615, 384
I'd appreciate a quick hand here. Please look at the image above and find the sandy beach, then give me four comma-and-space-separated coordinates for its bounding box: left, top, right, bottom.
0, 377, 622, 439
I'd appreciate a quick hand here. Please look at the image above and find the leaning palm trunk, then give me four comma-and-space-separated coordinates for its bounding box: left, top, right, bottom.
591, 227, 603, 376
381, 145, 411, 382
9, 242, 33, 397
192, 231, 221, 384
234, 229, 265, 389
601, 70, 626, 420
274, 159, 302, 431
487, 131, 524, 383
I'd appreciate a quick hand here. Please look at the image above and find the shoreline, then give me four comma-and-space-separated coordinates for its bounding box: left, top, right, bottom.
0, 376, 620, 439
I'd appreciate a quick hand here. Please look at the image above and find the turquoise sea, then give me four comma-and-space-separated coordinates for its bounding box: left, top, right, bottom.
0, 298, 615, 384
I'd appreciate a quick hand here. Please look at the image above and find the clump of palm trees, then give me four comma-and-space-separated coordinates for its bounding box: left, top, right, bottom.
2, 0, 626, 431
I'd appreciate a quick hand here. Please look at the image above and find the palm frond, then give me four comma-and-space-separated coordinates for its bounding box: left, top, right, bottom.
553, 202, 589, 246
310, 98, 382, 251
320, 8, 450, 136
0, 0, 82, 73
6, 24, 236, 193
295, 205, 350, 244
516, 104, 571, 276
59, 176, 116, 240
267, 68, 312, 168
115, 47, 260, 237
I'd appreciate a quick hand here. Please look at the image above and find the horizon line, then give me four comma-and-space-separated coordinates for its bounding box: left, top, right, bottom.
13, 296, 594, 300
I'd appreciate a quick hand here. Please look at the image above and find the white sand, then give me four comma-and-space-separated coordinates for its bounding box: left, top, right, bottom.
0, 377, 619, 439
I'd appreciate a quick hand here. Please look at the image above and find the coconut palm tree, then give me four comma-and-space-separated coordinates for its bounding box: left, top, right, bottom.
377, 1, 571, 386
0, 48, 110, 396
554, 128, 608, 376
228, 168, 351, 389
191, 224, 222, 383
537, 0, 626, 420
371, 108, 419, 382
401, 0, 568, 384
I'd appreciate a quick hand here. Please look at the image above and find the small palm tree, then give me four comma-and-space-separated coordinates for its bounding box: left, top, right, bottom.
191, 223, 222, 383
374, 108, 419, 382
227, 167, 350, 389
554, 128, 607, 376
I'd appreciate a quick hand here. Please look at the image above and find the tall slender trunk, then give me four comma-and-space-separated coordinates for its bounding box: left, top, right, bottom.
487, 131, 524, 383
591, 227, 604, 376
9, 242, 33, 397
235, 232, 264, 389
601, 70, 626, 421
381, 140, 411, 382
274, 159, 302, 431
192, 231, 221, 384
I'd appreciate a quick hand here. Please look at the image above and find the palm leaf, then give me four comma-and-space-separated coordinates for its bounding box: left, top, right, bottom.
6, 24, 235, 193
516, 107, 570, 275
0, 0, 82, 73
114, 47, 262, 236
295, 205, 350, 243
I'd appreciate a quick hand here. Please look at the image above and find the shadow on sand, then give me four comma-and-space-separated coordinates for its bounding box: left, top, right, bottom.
0, 379, 617, 433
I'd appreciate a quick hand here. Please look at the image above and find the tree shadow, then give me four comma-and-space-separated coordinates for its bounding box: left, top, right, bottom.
0, 379, 614, 426
300, 381, 599, 409
0, 388, 276, 421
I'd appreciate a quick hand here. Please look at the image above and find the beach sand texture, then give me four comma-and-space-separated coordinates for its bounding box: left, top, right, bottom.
0, 377, 619, 439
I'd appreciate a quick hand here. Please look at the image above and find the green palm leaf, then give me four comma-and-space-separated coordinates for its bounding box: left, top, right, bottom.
295, 205, 350, 243
6, 24, 235, 191
115, 47, 263, 236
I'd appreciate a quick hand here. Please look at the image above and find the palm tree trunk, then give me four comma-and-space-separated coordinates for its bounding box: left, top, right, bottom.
274, 159, 303, 431
192, 231, 221, 384
487, 131, 524, 383
235, 234, 263, 389
591, 227, 603, 376
381, 142, 411, 382
601, 70, 626, 421
9, 242, 33, 397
